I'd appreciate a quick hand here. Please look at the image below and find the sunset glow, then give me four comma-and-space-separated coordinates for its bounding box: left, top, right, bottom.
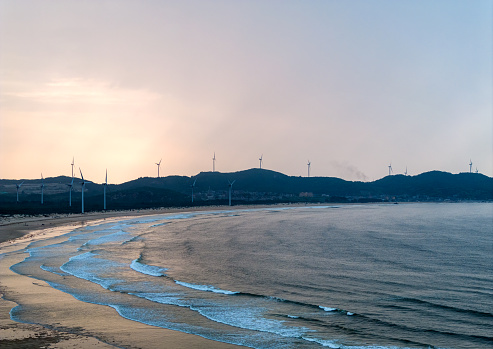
1, 0, 491, 183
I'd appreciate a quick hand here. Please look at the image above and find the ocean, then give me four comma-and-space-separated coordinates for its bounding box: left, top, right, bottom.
6, 203, 493, 348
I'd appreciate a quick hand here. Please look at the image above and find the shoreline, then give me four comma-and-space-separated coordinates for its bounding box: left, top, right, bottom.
1, 202, 486, 348
1, 203, 337, 348
0, 200, 428, 244
0, 203, 306, 244
0, 205, 270, 348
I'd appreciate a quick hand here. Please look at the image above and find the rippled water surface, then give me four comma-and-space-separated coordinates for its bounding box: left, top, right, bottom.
6, 203, 493, 348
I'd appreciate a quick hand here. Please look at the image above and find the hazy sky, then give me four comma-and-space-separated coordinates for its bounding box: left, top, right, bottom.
1, 0, 491, 184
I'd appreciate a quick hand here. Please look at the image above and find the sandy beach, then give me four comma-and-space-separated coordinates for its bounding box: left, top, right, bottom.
0, 206, 263, 348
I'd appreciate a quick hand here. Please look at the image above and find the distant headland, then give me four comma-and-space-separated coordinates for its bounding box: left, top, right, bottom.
1, 169, 491, 214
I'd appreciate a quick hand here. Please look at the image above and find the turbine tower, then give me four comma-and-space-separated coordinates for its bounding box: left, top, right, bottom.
213, 152, 216, 172
156, 159, 162, 178
404, 167, 408, 176
103, 169, 108, 210
307, 160, 311, 177
71, 157, 75, 178
469, 159, 473, 173
228, 179, 236, 206
259, 154, 263, 169
80, 168, 86, 214
388, 163, 393, 176
191, 178, 197, 203
16, 181, 24, 203
67, 177, 74, 207
40, 173, 44, 205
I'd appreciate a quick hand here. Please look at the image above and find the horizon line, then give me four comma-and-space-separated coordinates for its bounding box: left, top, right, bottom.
1, 168, 489, 185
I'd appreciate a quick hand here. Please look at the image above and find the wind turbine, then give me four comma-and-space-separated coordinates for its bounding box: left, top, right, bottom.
16, 181, 24, 203
191, 178, 197, 203
71, 157, 75, 178
228, 179, 236, 206
156, 159, 162, 178
259, 154, 263, 169
40, 173, 44, 205
213, 152, 216, 172
67, 177, 74, 207
404, 167, 408, 176
475, 167, 478, 174
103, 169, 108, 210
307, 160, 311, 177
469, 159, 473, 173
80, 168, 86, 214
388, 163, 393, 176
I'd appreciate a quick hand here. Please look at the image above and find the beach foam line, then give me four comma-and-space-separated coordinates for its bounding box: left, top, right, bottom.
175, 281, 239, 295
301, 336, 423, 349
1, 252, 238, 349
130, 258, 168, 277
320, 306, 337, 312
302, 336, 342, 348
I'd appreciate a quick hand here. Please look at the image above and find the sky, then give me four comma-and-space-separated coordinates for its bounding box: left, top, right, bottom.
1, 0, 491, 184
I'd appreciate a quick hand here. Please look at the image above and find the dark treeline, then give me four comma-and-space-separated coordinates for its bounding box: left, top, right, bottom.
1, 169, 491, 215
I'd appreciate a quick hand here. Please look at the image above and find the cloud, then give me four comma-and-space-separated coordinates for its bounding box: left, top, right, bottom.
2, 78, 160, 107
0, 1, 491, 182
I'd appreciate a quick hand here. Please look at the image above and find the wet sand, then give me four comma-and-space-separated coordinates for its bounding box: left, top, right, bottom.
0, 206, 277, 348
0, 207, 228, 244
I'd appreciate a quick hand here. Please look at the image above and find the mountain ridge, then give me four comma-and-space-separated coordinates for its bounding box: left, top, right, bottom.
1, 169, 491, 214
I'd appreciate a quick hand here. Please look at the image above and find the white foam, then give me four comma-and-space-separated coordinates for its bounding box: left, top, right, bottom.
60, 251, 126, 290
340, 345, 416, 349
193, 304, 308, 338
130, 259, 167, 277
302, 336, 341, 348
302, 337, 418, 349
346, 312, 354, 316
320, 306, 337, 312
174, 281, 239, 295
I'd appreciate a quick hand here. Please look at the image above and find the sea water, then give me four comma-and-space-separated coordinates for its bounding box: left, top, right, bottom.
5, 203, 493, 348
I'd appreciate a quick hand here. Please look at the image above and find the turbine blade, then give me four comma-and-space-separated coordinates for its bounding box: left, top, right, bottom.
79, 168, 84, 180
